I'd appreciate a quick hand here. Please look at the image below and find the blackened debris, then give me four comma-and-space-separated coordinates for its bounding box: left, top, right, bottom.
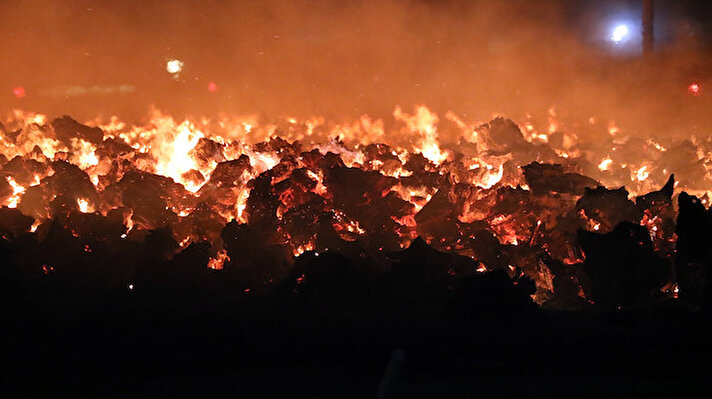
578, 221, 671, 308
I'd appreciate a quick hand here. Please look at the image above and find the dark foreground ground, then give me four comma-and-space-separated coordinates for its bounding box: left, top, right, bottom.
2, 291, 711, 399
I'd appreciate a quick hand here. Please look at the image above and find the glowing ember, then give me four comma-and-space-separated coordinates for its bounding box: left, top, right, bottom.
77, 198, 94, 213
166, 59, 184, 76
207, 250, 229, 270
293, 243, 315, 257
598, 158, 613, 171
634, 165, 650, 182
29, 220, 41, 233
689, 83, 701, 96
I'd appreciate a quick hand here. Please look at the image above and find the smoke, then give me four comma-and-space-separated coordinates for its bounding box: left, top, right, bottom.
1, 0, 710, 136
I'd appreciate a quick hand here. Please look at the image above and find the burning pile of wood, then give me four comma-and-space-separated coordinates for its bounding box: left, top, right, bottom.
1, 106, 712, 311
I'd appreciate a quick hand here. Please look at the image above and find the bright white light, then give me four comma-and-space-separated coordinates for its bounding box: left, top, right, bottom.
166, 59, 184, 75
610, 24, 629, 43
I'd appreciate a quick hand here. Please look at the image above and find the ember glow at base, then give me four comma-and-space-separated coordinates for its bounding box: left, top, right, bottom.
0, 104, 706, 306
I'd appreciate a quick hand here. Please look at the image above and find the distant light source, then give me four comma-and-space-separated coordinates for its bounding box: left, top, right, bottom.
610, 24, 629, 43
166, 59, 184, 76
689, 83, 701, 96
208, 81, 218, 92
13, 86, 26, 98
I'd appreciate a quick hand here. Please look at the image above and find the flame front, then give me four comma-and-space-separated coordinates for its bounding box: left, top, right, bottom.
0, 104, 707, 306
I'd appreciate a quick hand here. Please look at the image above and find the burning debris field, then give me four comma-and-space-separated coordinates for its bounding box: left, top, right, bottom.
1, 106, 711, 308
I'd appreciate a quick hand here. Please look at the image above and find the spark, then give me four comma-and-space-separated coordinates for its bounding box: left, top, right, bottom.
689, 83, 701, 96
166, 59, 184, 76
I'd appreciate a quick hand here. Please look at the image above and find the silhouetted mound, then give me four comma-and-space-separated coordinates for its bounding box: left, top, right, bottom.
576, 185, 639, 232
635, 174, 675, 209
0, 207, 33, 238
280, 251, 370, 308
136, 240, 213, 294
523, 162, 599, 196
578, 221, 671, 308
378, 236, 478, 306
449, 269, 537, 316
469, 229, 510, 271
51, 115, 104, 145
220, 220, 293, 292
658, 141, 708, 190
676, 191, 712, 307
477, 117, 531, 154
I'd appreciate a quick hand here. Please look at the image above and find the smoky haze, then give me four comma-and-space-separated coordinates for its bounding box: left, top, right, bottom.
1, 0, 710, 135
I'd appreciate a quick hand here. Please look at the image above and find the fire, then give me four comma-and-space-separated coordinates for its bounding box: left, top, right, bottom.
633, 165, 650, 182
598, 158, 613, 171
293, 242, 315, 257
547, 106, 558, 135
121, 211, 134, 239
29, 220, 41, 233
70, 139, 100, 170
76, 198, 94, 213
5, 177, 25, 208
394, 105, 448, 165
247, 150, 281, 172
150, 116, 206, 192
207, 250, 229, 270
476, 163, 504, 189
0, 102, 708, 306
